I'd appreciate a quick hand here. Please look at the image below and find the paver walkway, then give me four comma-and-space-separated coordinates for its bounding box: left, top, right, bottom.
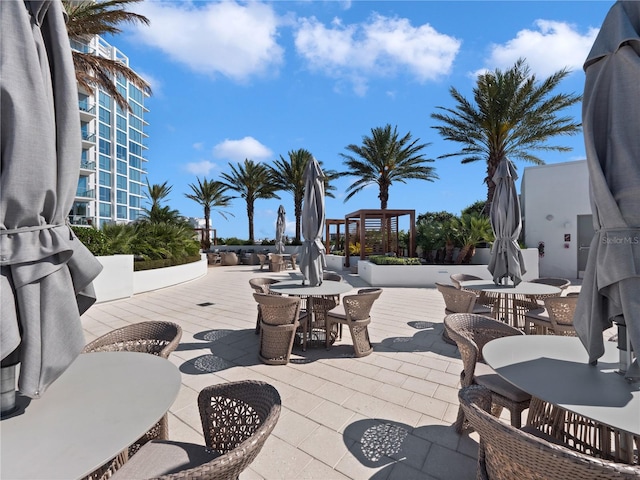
80, 264, 581, 479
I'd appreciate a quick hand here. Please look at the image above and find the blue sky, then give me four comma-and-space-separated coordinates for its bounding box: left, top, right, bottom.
109, 0, 613, 241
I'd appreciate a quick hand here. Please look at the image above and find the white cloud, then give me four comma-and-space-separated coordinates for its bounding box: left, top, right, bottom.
131, 1, 284, 81
185, 160, 217, 176
294, 13, 460, 95
483, 20, 599, 77
213, 137, 273, 162
192, 142, 204, 151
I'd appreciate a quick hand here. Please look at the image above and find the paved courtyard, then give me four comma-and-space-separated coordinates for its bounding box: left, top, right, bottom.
80, 264, 581, 480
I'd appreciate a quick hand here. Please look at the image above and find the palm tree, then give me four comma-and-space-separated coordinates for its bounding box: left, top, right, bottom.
140, 180, 183, 224
219, 159, 280, 244
184, 178, 233, 250
269, 149, 338, 243
431, 58, 581, 206
63, 0, 151, 112
339, 124, 437, 209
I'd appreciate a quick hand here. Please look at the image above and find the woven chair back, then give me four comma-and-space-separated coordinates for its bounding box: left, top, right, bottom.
459, 385, 640, 480
253, 293, 300, 326
82, 321, 182, 358
436, 282, 477, 313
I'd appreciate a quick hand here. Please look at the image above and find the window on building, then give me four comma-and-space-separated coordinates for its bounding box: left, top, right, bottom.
98, 91, 110, 108
117, 175, 127, 189
116, 190, 127, 204
129, 156, 141, 169
98, 106, 111, 124
117, 205, 127, 219
117, 161, 127, 175
116, 145, 126, 160
129, 169, 141, 182
129, 209, 140, 221
98, 139, 111, 155
99, 202, 112, 217
99, 171, 111, 186
99, 187, 111, 202
129, 182, 141, 195
99, 154, 111, 170
129, 142, 142, 156
116, 114, 127, 131
129, 196, 140, 208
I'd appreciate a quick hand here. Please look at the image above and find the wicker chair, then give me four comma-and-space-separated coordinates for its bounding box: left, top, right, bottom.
111, 380, 281, 480
269, 253, 286, 272
525, 295, 579, 336
435, 282, 493, 345
220, 251, 239, 266
253, 293, 301, 365
257, 253, 267, 271
249, 278, 281, 334
82, 321, 182, 475
288, 253, 298, 270
444, 313, 531, 433
450, 273, 497, 312
326, 288, 382, 356
459, 385, 640, 480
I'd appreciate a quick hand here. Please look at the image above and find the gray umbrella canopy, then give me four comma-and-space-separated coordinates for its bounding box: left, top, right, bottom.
487, 158, 525, 286
1, 0, 103, 398
574, 0, 640, 379
275, 205, 286, 254
299, 157, 326, 286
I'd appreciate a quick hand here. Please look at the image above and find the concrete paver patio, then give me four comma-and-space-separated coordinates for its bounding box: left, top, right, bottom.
80, 265, 581, 479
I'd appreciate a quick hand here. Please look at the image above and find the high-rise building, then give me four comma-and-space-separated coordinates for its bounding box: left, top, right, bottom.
69, 36, 149, 228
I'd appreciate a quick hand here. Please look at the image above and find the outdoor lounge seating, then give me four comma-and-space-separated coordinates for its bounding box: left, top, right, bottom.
525, 295, 579, 335
326, 288, 382, 356
458, 385, 640, 479
253, 293, 301, 365
82, 321, 183, 468
435, 282, 493, 345
110, 380, 281, 480
444, 313, 531, 432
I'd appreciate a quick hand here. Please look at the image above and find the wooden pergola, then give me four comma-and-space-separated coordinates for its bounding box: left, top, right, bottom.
324, 218, 346, 255
344, 209, 416, 267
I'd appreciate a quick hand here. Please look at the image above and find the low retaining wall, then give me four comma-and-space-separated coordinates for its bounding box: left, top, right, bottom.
358, 248, 539, 287
93, 254, 208, 303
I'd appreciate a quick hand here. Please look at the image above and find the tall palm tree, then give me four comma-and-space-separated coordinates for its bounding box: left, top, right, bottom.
269, 149, 338, 243
219, 159, 280, 244
63, 0, 151, 112
184, 178, 233, 250
141, 180, 183, 224
339, 124, 437, 209
431, 58, 581, 206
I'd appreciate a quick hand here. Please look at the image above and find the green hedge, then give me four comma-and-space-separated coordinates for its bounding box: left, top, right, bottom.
368, 255, 422, 265
133, 254, 203, 271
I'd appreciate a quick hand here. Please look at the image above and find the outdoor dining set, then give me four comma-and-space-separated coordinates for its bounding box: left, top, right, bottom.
436, 271, 640, 477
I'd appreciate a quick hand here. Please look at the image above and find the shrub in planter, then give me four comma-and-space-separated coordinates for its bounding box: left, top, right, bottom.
71, 226, 112, 256
368, 255, 421, 265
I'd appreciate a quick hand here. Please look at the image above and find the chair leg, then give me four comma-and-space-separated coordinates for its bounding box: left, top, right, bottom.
255, 306, 261, 335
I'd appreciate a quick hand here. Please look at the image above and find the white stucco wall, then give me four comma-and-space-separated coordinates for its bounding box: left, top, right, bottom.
521, 160, 591, 279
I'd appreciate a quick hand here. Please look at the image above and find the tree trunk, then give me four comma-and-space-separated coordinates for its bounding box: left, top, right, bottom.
247, 200, 254, 244
294, 196, 302, 243
203, 205, 211, 251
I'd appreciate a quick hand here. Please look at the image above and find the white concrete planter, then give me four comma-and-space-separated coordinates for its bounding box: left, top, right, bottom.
93, 254, 207, 303
358, 248, 539, 287
325, 254, 347, 272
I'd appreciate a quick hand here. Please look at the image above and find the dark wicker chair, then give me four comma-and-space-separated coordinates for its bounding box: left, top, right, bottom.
326, 288, 382, 356
111, 381, 281, 480
81, 321, 182, 477
257, 253, 268, 271
254, 293, 301, 365
459, 385, 640, 480
268, 253, 286, 272
444, 313, 531, 433
435, 282, 493, 344
249, 277, 281, 334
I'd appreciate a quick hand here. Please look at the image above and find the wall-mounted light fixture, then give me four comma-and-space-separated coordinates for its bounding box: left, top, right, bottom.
545, 214, 554, 221
563, 222, 571, 229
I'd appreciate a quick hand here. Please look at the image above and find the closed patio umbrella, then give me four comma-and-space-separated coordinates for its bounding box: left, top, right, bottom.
275, 205, 286, 254
1, 0, 103, 399
299, 157, 326, 286
487, 158, 525, 286
575, 0, 640, 380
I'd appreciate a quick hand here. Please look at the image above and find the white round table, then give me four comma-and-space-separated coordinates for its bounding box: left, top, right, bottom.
1, 352, 181, 480
460, 280, 560, 329
484, 335, 640, 463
